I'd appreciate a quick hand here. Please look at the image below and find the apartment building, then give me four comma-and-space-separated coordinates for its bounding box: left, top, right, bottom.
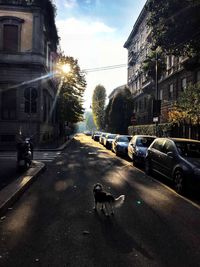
0, 0, 59, 148
124, 5, 153, 126
124, 2, 200, 127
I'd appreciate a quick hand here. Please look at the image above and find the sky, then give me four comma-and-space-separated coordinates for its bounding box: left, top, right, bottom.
54, 0, 147, 109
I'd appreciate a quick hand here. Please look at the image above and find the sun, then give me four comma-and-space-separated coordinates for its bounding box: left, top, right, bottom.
61, 64, 71, 74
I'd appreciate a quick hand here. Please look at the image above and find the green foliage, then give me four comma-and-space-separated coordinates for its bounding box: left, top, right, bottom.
58, 54, 86, 124
168, 83, 200, 125
92, 85, 106, 130
85, 111, 96, 131
142, 48, 166, 81
147, 0, 200, 56
104, 99, 112, 132
106, 88, 133, 134
128, 123, 173, 136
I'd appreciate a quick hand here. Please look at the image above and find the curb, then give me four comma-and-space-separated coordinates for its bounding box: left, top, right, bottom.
0, 161, 46, 216
34, 135, 75, 152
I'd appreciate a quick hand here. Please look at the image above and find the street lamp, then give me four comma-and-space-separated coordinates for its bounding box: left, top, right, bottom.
153, 49, 161, 136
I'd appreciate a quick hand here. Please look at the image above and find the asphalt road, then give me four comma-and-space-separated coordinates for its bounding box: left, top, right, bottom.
0, 151, 61, 190
0, 134, 200, 267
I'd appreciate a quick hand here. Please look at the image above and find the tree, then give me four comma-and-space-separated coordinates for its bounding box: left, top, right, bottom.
168, 83, 200, 125
85, 111, 96, 131
147, 0, 200, 57
104, 99, 112, 132
92, 85, 106, 130
58, 54, 86, 125
106, 88, 133, 134
142, 47, 166, 81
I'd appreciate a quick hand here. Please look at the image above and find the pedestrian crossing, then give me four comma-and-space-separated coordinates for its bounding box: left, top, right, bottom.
0, 151, 61, 163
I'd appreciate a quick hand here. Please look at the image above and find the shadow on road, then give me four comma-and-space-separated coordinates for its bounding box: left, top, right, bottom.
94, 211, 153, 259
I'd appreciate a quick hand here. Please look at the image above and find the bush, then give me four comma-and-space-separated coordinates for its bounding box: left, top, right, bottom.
128, 123, 173, 137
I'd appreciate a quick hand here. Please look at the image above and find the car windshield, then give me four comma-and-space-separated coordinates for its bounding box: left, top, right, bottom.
175, 141, 200, 158
108, 134, 117, 139
136, 137, 155, 147
118, 137, 131, 142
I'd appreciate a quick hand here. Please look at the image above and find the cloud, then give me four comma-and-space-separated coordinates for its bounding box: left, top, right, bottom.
56, 17, 127, 108
56, 17, 115, 35
64, 0, 77, 9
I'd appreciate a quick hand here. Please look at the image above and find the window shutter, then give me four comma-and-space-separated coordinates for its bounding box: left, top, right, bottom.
3, 25, 18, 52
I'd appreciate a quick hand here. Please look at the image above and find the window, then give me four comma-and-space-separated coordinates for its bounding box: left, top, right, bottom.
159, 89, 163, 100
3, 24, 18, 52
139, 100, 142, 110
144, 98, 147, 109
24, 87, 38, 114
169, 84, 173, 100
197, 71, 200, 83
1, 89, 17, 120
0, 16, 24, 52
181, 78, 187, 91
152, 139, 164, 152
162, 140, 175, 154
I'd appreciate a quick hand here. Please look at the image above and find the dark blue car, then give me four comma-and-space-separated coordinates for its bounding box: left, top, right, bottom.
145, 137, 200, 194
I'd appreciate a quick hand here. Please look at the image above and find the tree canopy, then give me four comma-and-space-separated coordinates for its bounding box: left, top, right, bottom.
58, 54, 86, 124
85, 111, 96, 131
92, 85, 106, 130
105, 88, 133, 134
147, 0, 200, 56
142, 47, 166, 81
168, 83, 200, 125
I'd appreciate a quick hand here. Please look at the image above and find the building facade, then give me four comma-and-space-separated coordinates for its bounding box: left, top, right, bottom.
0, 0, 59, 148
124, 2, 200, 130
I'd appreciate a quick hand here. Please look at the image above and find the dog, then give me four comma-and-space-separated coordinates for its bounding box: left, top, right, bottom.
93, 183, 125, 216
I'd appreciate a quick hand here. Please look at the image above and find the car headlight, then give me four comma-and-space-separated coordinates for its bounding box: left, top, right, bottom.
194, 168, 200, 176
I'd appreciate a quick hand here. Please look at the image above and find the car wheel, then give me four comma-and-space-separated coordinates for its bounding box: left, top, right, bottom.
174, 170, 185, 194
145, 158, 152, 175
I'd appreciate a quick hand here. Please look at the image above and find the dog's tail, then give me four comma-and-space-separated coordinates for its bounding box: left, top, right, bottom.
114, 195, 125, 208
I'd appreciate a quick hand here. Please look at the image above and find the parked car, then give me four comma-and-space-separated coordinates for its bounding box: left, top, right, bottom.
84, 130, 92, 136
128, 135, 156, 165
99, 132, 108, 145
145, 137, 200, 194
112, 135, 132, 156
104, 134, 117, 149
93, 131, 102, 141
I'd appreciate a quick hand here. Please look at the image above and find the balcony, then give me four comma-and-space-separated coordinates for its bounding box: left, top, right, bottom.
128, 51, 137, 67
0, 51, 46, 66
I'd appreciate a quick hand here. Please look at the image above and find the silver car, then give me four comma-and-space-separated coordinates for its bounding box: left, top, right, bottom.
128, 135, 156, 165
104, 134, 117, 149
112, 135, 132, 156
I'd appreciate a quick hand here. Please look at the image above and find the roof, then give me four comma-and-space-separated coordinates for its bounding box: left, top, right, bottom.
124, 1, 148, 49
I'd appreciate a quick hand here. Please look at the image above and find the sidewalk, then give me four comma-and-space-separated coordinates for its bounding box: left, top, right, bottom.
0, 137, 74, 216
0, 161, 45, 215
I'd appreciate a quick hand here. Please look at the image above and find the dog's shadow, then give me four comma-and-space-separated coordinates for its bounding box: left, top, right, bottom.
94, 212, 152, 259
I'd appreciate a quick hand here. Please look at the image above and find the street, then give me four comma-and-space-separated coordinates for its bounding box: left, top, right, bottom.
0, 151, 61, 190
0, 133, 200, 267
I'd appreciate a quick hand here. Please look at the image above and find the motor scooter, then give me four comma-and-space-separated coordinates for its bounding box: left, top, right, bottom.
16, 139, 33, 170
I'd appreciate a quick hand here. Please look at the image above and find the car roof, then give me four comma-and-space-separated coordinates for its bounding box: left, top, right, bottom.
133, 135, 156, 138
158, 137, 200, 143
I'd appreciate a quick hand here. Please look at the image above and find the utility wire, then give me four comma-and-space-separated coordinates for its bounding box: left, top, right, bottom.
82, 63, 127, 73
